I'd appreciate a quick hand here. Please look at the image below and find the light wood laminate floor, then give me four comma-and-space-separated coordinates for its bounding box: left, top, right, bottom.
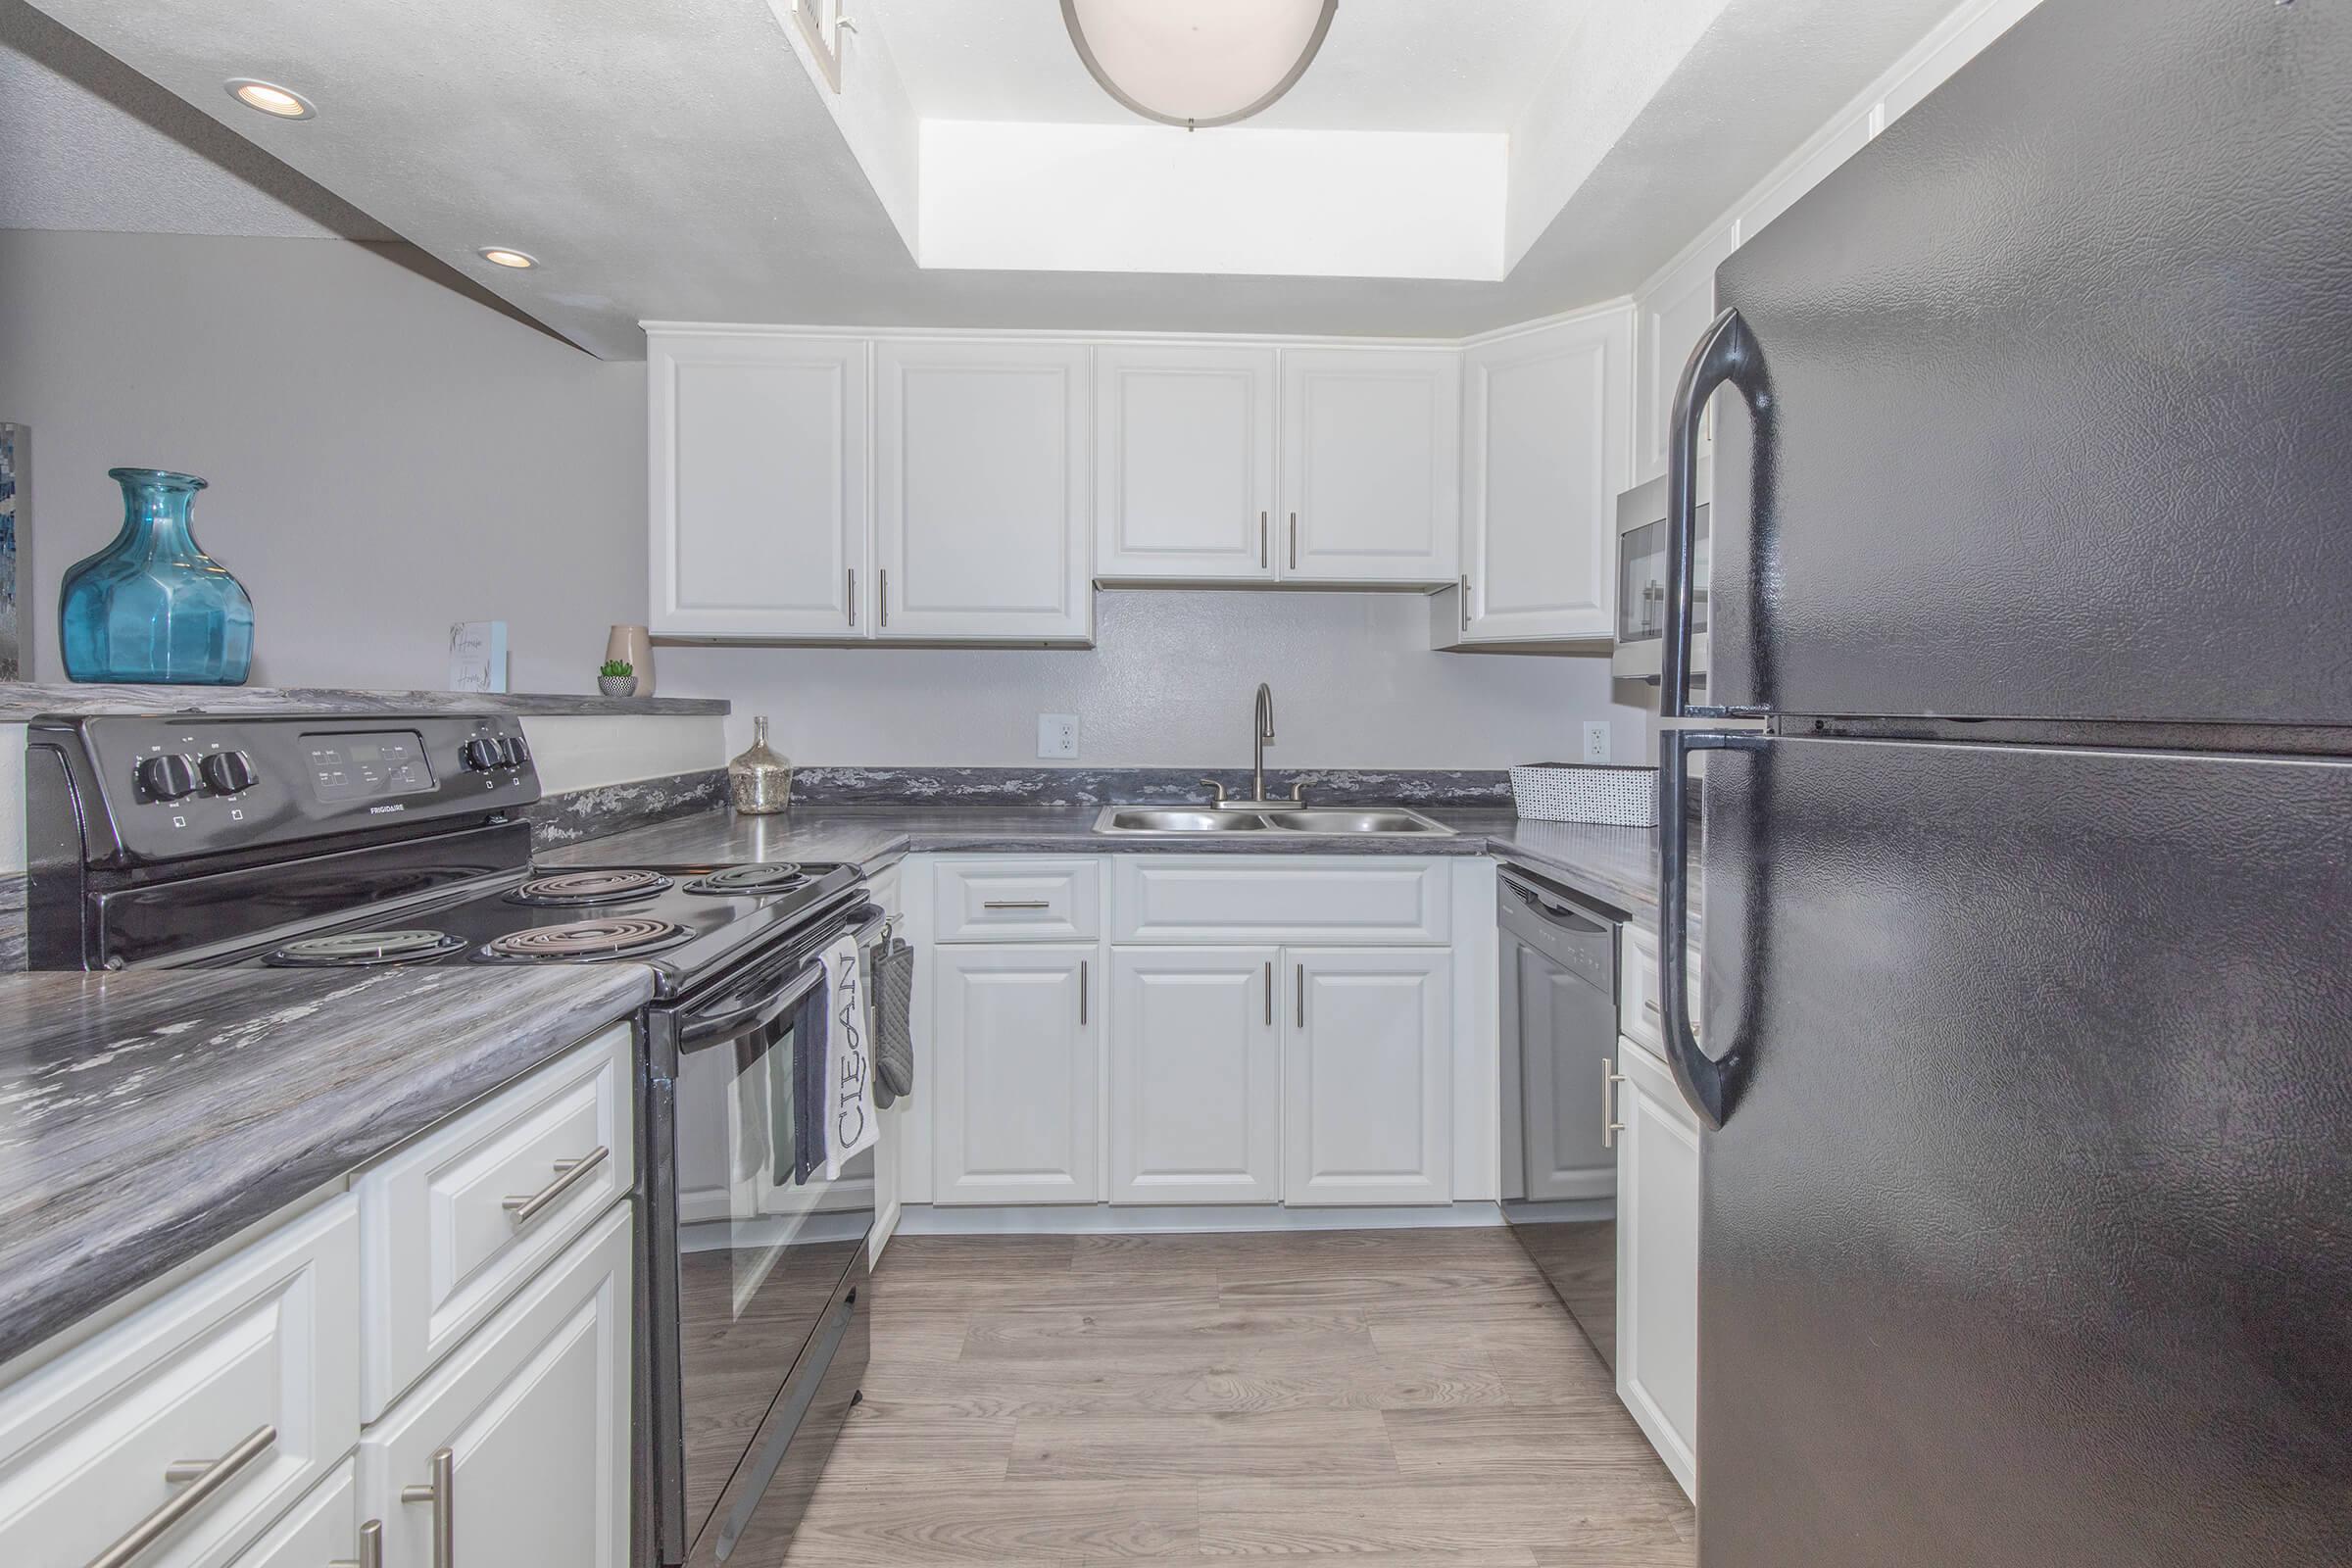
781, 1227, 1694, 1566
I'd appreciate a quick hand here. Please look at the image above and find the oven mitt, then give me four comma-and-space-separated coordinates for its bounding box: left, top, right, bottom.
872, 935, 916, 1107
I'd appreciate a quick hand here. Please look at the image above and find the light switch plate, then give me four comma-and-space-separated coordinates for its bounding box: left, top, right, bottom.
1038, 713, 1080, 759
1581, 721, 1612, 763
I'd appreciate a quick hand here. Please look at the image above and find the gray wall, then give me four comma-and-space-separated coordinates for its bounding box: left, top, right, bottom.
0, 229, 644, 691
1, 227, 1647, 766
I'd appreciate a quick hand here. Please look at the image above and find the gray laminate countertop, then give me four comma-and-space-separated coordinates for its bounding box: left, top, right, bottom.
0, 682, 726, 719
543, 804, 1679, 929
0, 964, 653, 1366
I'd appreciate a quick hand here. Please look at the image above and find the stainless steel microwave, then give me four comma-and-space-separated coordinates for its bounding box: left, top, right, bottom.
1612, 456, 1710, 683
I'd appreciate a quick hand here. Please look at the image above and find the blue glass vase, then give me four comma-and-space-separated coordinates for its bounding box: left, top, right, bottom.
61, 468, 254, 684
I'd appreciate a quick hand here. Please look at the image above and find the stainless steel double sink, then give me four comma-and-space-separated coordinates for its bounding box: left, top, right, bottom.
1092, 805, 1455, 837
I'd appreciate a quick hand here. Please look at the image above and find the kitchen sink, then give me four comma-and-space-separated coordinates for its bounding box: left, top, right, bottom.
1093, 805, 1454, 837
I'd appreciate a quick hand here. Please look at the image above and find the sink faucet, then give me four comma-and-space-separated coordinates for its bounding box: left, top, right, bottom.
1252, 682, 1275, 805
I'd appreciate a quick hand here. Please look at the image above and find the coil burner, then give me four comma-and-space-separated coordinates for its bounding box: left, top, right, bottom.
266, 929, 468, 967
509, 868, 673, 906
480, 916, 690, 961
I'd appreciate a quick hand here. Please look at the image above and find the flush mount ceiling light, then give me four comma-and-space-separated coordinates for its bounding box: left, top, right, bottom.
1060, 0, 1337, 130
224, 78, 316, 120
476, 247, 539, 270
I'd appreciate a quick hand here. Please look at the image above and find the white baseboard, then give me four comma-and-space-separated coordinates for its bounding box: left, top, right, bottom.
892, 1200, 1505, 1238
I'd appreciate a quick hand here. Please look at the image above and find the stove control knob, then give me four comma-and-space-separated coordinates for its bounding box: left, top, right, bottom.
137, 753, 201, 802
506, 735, 531, 766
461, 738, 504, 772
199, 750, 258, 796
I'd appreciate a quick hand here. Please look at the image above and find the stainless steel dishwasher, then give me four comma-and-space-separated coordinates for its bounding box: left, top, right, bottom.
1496, 864, 1624, 1368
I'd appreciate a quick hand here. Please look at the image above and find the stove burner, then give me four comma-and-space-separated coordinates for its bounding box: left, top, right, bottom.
511, 868, 672, 906
266, 929, 467, 967
481, 916, 690, 961
683, 863, 809, 896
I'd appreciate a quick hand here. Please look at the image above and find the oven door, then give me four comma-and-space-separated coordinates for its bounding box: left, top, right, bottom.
645, 901, 882, 1567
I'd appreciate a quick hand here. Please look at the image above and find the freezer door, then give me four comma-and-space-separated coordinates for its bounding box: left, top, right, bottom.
1707, 0, 2352, 724
1697, 737, 2351, 1567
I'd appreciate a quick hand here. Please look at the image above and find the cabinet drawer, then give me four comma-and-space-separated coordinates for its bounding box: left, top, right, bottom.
0, 1198, 361, 1568
934, 858, 1101, 942
1110, 857, 1451, 945
1619, 923, 1699, 1058
357, 1024, 633, 1420
230, 1459, 358, 1567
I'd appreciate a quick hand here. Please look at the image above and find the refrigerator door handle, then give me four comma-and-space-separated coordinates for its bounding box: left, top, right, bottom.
1663, 306, 1766, 721
1657, 726, 1763, 1130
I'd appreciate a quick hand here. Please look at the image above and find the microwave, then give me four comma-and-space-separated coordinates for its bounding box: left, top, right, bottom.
1611, 456, 1710, 683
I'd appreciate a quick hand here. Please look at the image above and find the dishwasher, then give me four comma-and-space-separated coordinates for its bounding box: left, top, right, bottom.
1496, 864, 1624, 1368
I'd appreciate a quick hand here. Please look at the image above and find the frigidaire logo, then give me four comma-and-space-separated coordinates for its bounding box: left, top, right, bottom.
368, 804, 407, 814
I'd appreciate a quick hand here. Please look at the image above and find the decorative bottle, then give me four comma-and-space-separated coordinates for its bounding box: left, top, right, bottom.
728, 716, 794, 814
60, 468, 254, 684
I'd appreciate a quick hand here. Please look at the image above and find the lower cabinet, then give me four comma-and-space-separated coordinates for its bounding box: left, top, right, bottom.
932, 944, 1101, 1204
1284, 949, 1452, 1205
359, 1202, 633, 1567
1108, 947, 1283, 1203
231, 1459, 359, 1566
1614, 1040, 1701, 1499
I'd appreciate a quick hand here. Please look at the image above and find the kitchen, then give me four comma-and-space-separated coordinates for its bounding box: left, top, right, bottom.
0, 1, 2344, 1566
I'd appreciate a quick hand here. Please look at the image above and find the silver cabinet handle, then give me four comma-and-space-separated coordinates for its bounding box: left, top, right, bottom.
1602, 1056, 1630, 1149
878, 566, 889, 629
502, 1145, 610, 1225
1263, 960, 1273, 1026
1295, 963, 1305, 1029
330, 1520, 385, 1568
1078, 959, 1089, 1026
1459, 575, 1471, 633
846, 567, 857, 627
1288, 512, 1298, 570
1259, 511, 1268, 568
982, 900, 1051, 910
89, 1425, 277, 1568
401, 1447, 455, 1568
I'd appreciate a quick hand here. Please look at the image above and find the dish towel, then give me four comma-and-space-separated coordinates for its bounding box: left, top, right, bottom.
820, 932, 878, 1179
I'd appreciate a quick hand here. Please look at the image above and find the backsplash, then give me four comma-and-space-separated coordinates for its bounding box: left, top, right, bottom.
789, 766, 1512, 808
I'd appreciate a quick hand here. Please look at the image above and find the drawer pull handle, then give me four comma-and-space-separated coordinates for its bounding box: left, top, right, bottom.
1643, 999, 1662, 1020
981, 900, 1051, 910
1602, 1055, 1630, 1149
401, 1446, 456, 1568
503, 1145, 611, 1224
89, 1424, 277, 1568
330, 1520, 385, 1568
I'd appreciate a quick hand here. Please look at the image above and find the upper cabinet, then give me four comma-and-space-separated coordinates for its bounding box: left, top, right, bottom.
1096, 343, 1279, 583
1280, 346, 1461, 585
1633, 224, 1739, 486
648, 332, 867, 639
1440, 308, 1632, 648
873, 338, 1094, 643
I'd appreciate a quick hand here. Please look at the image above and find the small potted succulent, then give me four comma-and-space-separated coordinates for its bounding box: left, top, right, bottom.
597, 659, 638, 698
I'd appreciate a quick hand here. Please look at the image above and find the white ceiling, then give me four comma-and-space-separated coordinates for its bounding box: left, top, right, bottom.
869, 0, 1577, 133
18, 0, 1976, 359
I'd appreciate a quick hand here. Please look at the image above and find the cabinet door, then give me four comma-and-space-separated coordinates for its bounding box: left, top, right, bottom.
1096, 344, 1278, 582
1278, 347, 1460, 583
360, 1203, 631, 1568
1614, 1042, 1700, 1499
1108, 947, 1281, 1204
649, 332, 868, 638
1283, 948, 1452, 1205
229, 1460, 359, 1568
1634, 223, 1738, 484
1457, 310, 1631, 643
874, 339, 1092, 641
932, 945, 1101, 1204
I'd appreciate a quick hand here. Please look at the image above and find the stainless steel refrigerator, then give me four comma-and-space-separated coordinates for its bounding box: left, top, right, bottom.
1649, 0, 2351, 1562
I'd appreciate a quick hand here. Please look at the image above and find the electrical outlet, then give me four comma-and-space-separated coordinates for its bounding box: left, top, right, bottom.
1038, 713, 1080, 760
1581, 721, 1612, 763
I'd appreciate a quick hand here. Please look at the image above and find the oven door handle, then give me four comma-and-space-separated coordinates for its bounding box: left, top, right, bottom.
679, 958, 823, 1045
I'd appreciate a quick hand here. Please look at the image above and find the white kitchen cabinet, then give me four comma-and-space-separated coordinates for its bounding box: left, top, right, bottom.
1614, 1040, 1701, 1499
0, 1198, 361, 1568
1278, 346, 1460, 584
1634, 224, 1739, 485
1441, 308, 1633, 647
1283, 948, 1452, 1205
648, 331, 868, 639
360, 1203, 632, 1568
873, 338, 1093, 642
1095, 343, 1279, 582
1108, 947, 1282, 1204
228, 1460, 361, 1568
931, 944, 1102, 1204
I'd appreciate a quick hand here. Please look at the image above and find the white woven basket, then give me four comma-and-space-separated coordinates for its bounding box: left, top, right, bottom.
1508, 763, 1660, 826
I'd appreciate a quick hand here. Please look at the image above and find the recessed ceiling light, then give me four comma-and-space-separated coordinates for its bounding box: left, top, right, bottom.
224, 78, 316, 120
476, 248, 539, 270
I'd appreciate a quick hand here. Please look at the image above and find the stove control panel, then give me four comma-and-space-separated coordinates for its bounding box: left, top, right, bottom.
29, 712, 544, 867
